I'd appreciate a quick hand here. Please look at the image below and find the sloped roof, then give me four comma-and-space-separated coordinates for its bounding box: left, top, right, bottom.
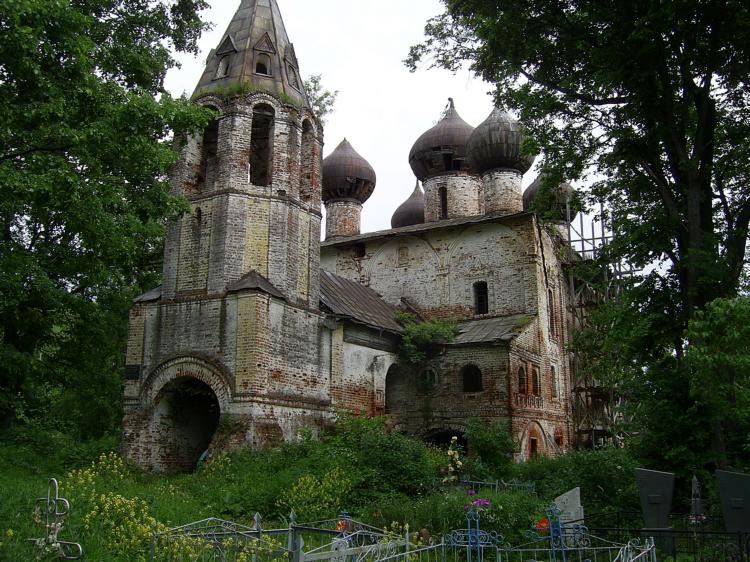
320, 271, 402, 334
227, 270, 283, 298
134, 286, 162, 303
452, 314, 532, 345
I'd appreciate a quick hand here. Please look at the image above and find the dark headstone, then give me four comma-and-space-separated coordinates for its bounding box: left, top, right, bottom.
715, 470, 750, 533
635, 468, 674, 528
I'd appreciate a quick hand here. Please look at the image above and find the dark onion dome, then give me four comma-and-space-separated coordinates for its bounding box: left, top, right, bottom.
467, 108, 536, 175
391, 181, 426, 228
523, 174, 577, 222
322, 139, 377, 203
408, 98, 475, 181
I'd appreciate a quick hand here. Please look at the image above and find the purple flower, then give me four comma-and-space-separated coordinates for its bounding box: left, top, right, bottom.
467, 489, 477, 496
472, 498, 491, 508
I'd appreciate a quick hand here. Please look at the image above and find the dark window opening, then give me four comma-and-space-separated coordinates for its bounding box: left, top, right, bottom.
461, 364, 483, 393
255, 53, 271, 76
439, 186, 448, 219
199, 119, 219, 191
518, 366, 527, 395
442, 153, 453, 170
287, 65, 300, 89
530, 437, 539, 457
555, 429, 564, 447
532, 366, 541, 396
474, 281, 489, 315
353, 243, 366, 258
420, 368, 438, 392
300, 120, 315, 201
250, 104, 274, 186
548, 289, 556, 338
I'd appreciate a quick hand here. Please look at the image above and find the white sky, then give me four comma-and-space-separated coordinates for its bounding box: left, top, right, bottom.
165, 0, 538, 234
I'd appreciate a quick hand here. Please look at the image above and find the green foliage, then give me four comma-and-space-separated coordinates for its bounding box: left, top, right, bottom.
395, 312, 458, 368
276, 468, 353, 520
464, 418, 517, 477
0, 0, 213, 435
512, 447, 641, 519
303, 74, 338, 123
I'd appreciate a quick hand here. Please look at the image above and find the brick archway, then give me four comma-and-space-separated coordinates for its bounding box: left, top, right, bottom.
519, 420, 549, 460
140, 356, 232, 410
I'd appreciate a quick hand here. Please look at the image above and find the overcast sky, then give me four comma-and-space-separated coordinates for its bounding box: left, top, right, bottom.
165, 0, 539, 234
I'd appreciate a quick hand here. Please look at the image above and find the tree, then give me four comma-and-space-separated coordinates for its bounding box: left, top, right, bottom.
303, 74, 338, 124
406, 0, 750, 468
0, 0, 214, 433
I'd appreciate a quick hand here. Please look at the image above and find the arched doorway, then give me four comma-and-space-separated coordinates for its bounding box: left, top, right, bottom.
385, 363, 407, 416
152, 377, 221, 473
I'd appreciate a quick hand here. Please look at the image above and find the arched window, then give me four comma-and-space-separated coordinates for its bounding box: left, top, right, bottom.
255, 53, 271, 76
215, 55, 230, 79
250, 104, 274, 186
474, 281, 489, 315
300, 119, 315, 201
548, 288, 556, 338
532, 366, 541, 396
199, 118, 219, 191
439, 186, 448, 219
398, 246, 409, 266
518, 366, 527, 395
551, 365, 558, 398
461, 364, 483, 393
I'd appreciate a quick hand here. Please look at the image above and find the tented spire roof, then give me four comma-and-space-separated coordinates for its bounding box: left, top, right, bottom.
193, 0, 309, 107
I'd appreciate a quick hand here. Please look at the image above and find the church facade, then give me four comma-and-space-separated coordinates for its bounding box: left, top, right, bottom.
122, 0, 575, 472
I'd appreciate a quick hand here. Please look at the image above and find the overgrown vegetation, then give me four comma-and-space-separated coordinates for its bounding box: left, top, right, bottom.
395, 311, 458, 369
0, 416, 643, 561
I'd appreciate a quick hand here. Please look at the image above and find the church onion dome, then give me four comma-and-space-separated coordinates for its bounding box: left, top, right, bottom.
322, 139, 377, 203
408, 98, 475, 181
467, 108, 536, 175
391, 181, 426, 228
523, 174, 577, 222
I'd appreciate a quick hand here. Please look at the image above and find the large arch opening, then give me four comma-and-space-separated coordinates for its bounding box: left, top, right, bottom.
424, 429, 467, 449
385, 363, 408, 416
152, 377, 220, 473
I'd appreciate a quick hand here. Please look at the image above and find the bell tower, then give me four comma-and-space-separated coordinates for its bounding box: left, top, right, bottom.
123, 0, 329, 472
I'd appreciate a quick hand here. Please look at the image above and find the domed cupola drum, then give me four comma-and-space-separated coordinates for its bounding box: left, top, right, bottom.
408, 99, 482, 222
322, 139, 376, 239
467, 108, 536, 215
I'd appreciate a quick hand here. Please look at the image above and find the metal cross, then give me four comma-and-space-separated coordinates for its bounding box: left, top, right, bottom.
29, 478, 83, 560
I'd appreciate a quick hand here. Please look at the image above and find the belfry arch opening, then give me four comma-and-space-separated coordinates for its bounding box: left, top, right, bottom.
152, 377, 220, 473
250, 104, 274, 187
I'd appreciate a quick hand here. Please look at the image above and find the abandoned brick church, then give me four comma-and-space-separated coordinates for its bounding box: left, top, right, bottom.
122, 0, 576, 472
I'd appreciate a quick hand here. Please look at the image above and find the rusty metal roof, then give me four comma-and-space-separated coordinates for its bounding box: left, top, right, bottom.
320, 271, 402, 333
452, 314, 532, 345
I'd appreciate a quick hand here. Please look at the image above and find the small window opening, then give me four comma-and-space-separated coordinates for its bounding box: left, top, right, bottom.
518, 366, 527, 395
215, 55, 230, 79
461, 364, 483, 393
439, 186, 448, 219
474, 281, 489, 315
532, 366, 541, 396
530, 437, 539, 457
551, 365, 558, 398
421, 368, 438, 391
255, 53, 271, 76
442, 153, 453, 170
353, 243, 366, 259
548, 289, 556, 338
300, 120, 315, 201
250, 104, 274, 186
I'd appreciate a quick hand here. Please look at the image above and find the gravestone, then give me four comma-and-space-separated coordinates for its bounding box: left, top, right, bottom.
635, 468, 674, 528
715, 470, 750, 533
554, 487, 584, 524
635, 468, 675, 555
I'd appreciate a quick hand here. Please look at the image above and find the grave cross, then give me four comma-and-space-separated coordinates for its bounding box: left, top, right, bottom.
29, 478, 83, 560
